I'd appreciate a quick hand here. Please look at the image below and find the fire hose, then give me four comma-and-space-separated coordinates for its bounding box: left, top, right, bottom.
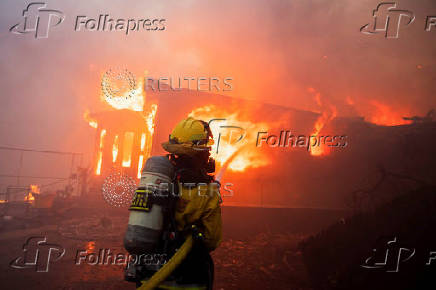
137, 235, 193, 290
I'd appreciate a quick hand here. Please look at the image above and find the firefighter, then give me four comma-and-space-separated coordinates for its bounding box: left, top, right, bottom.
126, 117, 222, 290
160, 117, 222, 289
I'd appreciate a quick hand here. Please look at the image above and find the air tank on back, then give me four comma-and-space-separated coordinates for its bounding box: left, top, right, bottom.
124, 156, 174, 254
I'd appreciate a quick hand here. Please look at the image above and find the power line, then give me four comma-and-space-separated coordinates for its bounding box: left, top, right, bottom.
0, 175, 68, 180
0, 146, 82, 156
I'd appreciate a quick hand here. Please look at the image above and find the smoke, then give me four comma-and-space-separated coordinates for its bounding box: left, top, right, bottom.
0, 0, 435, 177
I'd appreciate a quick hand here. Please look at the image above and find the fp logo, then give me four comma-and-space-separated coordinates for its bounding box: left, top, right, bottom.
361, 2, 415, 38
10, 237, 65, 272
361, 237, 415, 272
10, 2, 65, 39
209, 119, 246, 154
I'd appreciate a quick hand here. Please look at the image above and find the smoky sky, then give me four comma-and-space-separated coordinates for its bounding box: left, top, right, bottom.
0, 0, 435, 165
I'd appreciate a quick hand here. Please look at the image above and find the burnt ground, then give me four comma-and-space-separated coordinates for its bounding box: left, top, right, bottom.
0, 201, 347, 290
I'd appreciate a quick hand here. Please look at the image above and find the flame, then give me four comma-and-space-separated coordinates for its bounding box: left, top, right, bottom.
368, 100, 411, 126
189, 105, 270, 172
84, 72, 158, 178
96, 129, 106, 175
308, 89, 337, 157
25, 184, 40, 202
84, 110, 98, 128
146, 104, 158, 135
122, 132, 134, 167
140, 133, 146, 151
112, 135, 119, 163
86, 241, 96, 253
136, 133, 147, 178
137, 155, 144, 179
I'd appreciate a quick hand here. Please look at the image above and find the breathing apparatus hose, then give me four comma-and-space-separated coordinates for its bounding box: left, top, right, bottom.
137, 235, 194, 290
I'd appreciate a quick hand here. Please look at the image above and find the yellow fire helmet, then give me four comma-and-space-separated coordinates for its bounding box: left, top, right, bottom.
162, 117, 214, 156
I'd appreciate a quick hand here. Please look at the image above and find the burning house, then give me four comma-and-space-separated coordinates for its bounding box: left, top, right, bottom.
82, 72, 434, 210
84, 77, 158, 179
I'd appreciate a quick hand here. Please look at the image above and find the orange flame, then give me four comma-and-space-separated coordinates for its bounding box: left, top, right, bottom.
189, 105, 270, 172
25, 184, 40, 202
137, 155, 144, 179
308, 89, 337, 157
136, 133, 147, 179
112, 135, 119, 163
146, 104, 158, 135
96, 129, 106, 175
122, 132, 134, 167
84, 110, 98, 128
368, 100, 411, 126
85, 73, 158, 178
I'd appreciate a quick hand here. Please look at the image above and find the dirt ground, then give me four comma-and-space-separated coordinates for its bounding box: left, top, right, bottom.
0, 202, 346, 289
